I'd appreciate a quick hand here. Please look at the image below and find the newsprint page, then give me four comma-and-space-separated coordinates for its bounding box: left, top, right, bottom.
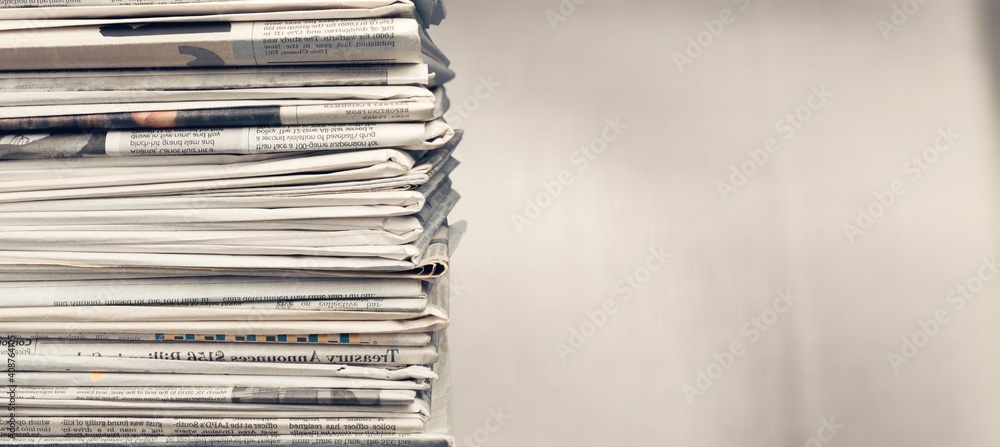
0, 0, 460, 445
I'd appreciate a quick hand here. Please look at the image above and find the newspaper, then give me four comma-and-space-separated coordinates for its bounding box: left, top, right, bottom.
0, 201, 432, 231
0, 145, 454, 211
13, 387, 416, 405
2, 359, 448, 443
8, 373, 429, 391
0, 254, 449, 316
0, 167, 452, 214
10, 408, 430, 420
0, 150, 307, 170
9, 416, 423, 437
170, 298, 428, 312
0, 278, 450, 338
0, 332, 432, 345
414, 0, 446, 25
0, 195, 429, 214
0, 433, 452, 446
12, 400, 428, 416
11, 340, 438, 365
0, 189, 456, 262
9, 356, 438, 380
105, 120, 451, 156
0, 270, 240, 281
0, 216, 454, 280
0, 2, 432, 32
0, 121, 451, 161
4, 228, 422, 248
0, 18, 424, 70
0, 88, 448, 129
0, 5, 420, 31
0, 306, 449, 334
0, 214, 453, 276
423, 54, 453, 86
0, 64, 430, 91
0, 214, 428, 232
0, 256, 447, 318
0, 2, 456, 445
0, 227, 427, 252
0, 150, 419, 203
0, 291, 437, 317
0, 85, 434, 108
0, 179, 436, 212
0, 94, 447, 131
0, 86, 447, 126
0, 0, 417, 19
0, 276, 424, 308
0, 60, 446, 91
0, 133, 458, 205
0, 186, 454, 263
0, 305, 437, 322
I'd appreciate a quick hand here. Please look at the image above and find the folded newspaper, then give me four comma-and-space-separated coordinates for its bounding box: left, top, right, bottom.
0, 86, 450, 132
1, 2, 458, 445
0, 0, 446, 27
0, 120, 453, 160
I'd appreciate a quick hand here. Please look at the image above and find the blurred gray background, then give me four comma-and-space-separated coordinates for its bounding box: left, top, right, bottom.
431, 0, 998, 445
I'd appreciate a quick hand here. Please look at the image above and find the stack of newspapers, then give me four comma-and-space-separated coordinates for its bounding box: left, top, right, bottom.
0, 1, 459, 446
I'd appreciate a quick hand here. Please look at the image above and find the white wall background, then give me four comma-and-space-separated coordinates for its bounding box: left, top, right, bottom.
432, 0, 998, 445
